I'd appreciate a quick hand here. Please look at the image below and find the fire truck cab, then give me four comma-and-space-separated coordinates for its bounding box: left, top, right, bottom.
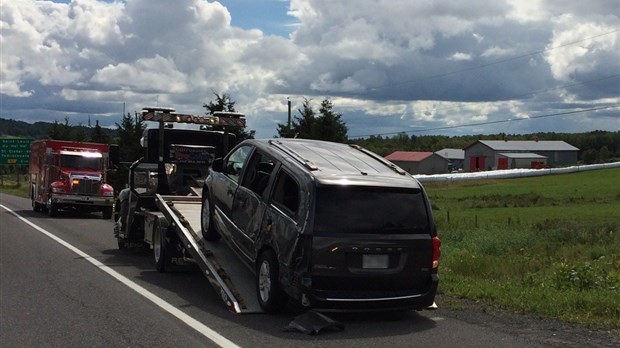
29, 140, 115, 218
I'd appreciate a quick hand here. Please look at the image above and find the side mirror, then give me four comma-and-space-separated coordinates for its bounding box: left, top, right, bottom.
211, 158, 223, 172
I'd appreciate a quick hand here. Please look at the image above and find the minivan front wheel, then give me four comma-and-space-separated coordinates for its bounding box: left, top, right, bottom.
257, 250, 285, 313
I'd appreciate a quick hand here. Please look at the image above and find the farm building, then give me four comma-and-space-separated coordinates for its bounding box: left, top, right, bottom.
464, 140, 579, 171
385, 151, 449, 174
435, 148, 465, 171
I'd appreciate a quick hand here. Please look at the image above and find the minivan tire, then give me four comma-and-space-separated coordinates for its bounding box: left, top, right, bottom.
201, 193, 220, 242
257, 250, 286, 313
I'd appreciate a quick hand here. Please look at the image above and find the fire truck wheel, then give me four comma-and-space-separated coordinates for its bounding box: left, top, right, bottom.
153, 220, 171, 272
257, 249, 286, 313
201, 193, 220, 242
47, 196, 58, 217
32, 193, 42, 212
102, 206, 113, 220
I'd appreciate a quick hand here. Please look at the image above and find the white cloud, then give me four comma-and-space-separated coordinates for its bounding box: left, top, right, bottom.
481, 46, 514, 58
545, 16, 620, 81
1, 0, 619, 139
450, 52, 473, 61
91, 55, 189, 93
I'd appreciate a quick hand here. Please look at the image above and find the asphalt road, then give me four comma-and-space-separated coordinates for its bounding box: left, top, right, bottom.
1, 193, 617, 347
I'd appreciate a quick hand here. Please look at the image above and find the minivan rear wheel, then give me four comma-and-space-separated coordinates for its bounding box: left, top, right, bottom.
257, 250, 285, 313
201, 193, 220, 242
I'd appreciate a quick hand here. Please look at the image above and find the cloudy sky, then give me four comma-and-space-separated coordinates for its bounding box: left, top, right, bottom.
1, 0, 619, 139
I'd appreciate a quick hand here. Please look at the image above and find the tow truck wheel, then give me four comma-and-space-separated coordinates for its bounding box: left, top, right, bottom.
102, 206, 113, 220
153, 220, 171, 272
47, 196, 58, 217
257, 250, 286, 313
201, 193, 220, 242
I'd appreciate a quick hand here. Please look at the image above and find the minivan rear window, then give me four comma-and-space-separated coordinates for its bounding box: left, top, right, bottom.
314, 186, 429, 234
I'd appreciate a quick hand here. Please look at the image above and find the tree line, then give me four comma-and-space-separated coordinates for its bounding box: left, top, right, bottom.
1, 94, 618, 165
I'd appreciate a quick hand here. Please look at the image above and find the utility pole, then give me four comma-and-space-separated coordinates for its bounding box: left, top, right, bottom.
287, 97, 291, 132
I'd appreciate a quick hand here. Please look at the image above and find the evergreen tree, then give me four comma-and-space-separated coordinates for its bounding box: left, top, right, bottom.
115, 112, 145, 163
204, 92, 236, 113
90, 120, 110, 144
47, 116, 74, 140
60, 116, 73, 140
48, 120, 63, 140
276, 98, 348, 142
314, 99, 348, 142
73, 123, 87, 142
203, 92, 252, 141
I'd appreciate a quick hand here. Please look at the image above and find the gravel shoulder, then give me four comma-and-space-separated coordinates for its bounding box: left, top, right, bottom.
436, 294, 620, 347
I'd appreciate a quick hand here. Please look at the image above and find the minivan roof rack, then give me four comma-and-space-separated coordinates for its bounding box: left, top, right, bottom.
349, 144, 407, 175
269, 140, 319, 171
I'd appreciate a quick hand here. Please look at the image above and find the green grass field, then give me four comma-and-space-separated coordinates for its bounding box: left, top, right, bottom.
425, 167, 620, 329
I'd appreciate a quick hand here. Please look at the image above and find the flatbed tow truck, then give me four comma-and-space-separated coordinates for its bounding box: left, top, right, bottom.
114, 107, 261, 313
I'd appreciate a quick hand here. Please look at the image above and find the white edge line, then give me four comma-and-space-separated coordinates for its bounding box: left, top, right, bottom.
0, 203, 241, 348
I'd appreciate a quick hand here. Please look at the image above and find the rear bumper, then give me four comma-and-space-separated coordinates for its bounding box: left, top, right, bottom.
304, 273, 439, 312
51, 194, 113, 208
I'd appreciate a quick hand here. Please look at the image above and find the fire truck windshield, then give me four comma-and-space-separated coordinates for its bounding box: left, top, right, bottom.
60, 154, 102, 170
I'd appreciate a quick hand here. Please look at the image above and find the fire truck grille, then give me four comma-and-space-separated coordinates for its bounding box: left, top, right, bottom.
71, 178, 101, 195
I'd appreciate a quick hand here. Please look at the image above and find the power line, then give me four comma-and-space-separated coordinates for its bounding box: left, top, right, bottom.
349, 104, 620, 138
365, 29, 620, 92
346, 73, 620, 124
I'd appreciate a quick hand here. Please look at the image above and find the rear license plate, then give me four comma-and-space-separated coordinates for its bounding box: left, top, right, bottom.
362, 254, 389, 269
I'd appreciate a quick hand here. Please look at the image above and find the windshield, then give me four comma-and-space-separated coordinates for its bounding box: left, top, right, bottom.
60, 154, 102, 171
314, 186, 429, 234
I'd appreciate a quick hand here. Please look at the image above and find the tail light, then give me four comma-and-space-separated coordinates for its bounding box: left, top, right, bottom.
432, 236, 441, 269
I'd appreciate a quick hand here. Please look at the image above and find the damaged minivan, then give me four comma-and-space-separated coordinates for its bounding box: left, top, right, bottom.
201, 139, 440, 313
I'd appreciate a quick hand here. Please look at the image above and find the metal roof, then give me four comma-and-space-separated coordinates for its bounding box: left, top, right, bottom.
476, 140, 579, 151
498, 152, 547, 159
435, 148, 464, 160
384, 151, 434, 162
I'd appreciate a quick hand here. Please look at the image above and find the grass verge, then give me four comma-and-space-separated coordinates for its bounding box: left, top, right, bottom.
0, 180, 29, 197
425, 167, 620, 329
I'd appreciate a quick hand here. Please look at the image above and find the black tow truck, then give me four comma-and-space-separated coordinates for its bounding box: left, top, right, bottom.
114, 106, 262, 313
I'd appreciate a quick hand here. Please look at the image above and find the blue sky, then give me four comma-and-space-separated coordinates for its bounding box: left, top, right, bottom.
220, 0, 294, 37
51, 0, 296, 37
1, 0, 619, 139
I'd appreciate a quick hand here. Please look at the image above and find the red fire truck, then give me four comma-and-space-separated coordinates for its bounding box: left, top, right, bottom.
29, 140, 115, 218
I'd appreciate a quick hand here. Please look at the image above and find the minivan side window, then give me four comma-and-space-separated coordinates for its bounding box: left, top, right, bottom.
224, 145, 252, 183
271, 171, 300, 218
240, 151, 276, 197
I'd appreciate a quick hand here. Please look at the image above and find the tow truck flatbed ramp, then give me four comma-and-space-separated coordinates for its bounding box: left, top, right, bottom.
157, 194, 262, 314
